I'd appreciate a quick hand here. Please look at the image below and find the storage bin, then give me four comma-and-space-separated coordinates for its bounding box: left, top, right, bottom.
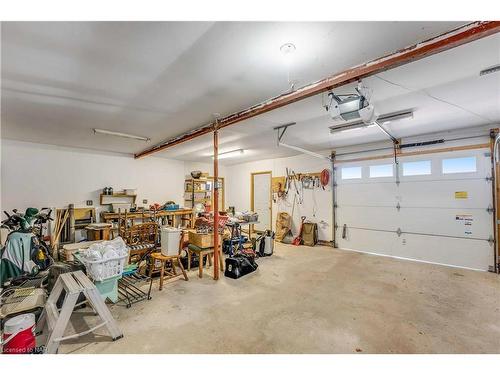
161, 227, 181, 256
165, 204, 180, 211
94, 275, 121, 303
76, 251, 128, 282
188, 232, 213, 248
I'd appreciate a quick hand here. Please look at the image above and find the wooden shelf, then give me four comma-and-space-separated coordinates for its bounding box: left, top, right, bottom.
100, 193, 137, 205
100, 193, 136, 198
184, 176, 224, 211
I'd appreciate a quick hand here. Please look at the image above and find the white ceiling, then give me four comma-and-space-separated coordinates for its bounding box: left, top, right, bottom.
160, 32, 500, 165
2, 21, 498, 166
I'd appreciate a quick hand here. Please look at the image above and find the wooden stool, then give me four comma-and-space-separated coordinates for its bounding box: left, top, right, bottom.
187, 244, 224, 279
149, 252, 188, 291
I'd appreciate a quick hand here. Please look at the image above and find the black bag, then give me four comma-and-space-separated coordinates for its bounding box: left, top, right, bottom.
224, 254, 258, 279
180, 253, 206, 269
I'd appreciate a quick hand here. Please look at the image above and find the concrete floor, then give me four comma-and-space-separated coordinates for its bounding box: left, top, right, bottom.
55, 243, 500, 354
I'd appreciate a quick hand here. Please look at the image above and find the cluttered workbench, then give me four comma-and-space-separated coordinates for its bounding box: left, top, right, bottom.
101, 208, 195, 228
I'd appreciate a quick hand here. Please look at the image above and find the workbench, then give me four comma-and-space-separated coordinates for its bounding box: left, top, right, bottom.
101, 209, 195, 229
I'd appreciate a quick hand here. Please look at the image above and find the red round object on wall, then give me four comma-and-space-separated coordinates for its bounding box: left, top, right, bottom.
320, 169, 330, 187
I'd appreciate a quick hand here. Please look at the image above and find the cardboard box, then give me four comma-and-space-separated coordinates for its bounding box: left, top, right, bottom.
188, 231, 213, 248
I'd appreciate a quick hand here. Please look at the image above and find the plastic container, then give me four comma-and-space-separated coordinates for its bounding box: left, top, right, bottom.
164, 204, 180, 211
77, 252, 128, 282
161, 227, 182, 256
94, 275, 121, 303
2, 313, 36, 354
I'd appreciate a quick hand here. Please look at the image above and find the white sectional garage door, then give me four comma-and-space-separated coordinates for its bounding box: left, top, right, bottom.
336, 148, 495, 271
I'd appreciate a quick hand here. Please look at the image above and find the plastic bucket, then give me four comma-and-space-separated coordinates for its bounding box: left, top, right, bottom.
2, 313, 36, 354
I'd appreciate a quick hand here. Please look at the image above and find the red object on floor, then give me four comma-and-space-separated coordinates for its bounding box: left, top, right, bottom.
2, 314, 36, 354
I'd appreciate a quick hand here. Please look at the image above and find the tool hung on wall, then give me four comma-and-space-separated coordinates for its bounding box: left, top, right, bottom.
272, 176, 287, 203
320, 169, 330, 189
301, 176, 314, 189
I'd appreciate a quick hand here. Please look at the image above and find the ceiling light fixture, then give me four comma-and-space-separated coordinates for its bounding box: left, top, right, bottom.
280, 43, 297, 91
329, 110, 413, 134
212, 149, 244, 160
280, 42, 296, 68
93, 128, 150, 142
280, 42, 296, 56
480, 64, 500, 76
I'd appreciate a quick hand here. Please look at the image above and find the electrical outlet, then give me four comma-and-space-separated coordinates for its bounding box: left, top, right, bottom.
86, 200, 93, 206
143, 199, 148, 204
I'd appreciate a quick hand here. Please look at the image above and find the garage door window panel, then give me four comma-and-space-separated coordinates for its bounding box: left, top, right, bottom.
369, 164, 394, 178
341, 166, 362, 180
402, 160, 432, 176
442, 156, 477, 174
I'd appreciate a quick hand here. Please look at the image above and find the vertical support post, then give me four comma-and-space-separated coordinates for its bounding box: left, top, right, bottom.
69, 203, 75, 243
489, 129, 499, 273
394, 139, 401, 186
331, 151, 337, 248
213, 127, 220, 280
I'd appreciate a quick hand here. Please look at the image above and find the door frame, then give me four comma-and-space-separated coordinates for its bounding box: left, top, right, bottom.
250, 171, 272, 233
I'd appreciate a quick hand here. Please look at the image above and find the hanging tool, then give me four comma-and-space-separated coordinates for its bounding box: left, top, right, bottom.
290, 170, 303, 204
320, 169, 330, 190
302, 176, 314, 189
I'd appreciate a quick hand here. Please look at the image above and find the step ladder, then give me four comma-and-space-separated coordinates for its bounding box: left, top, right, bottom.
37, 270, 123, 354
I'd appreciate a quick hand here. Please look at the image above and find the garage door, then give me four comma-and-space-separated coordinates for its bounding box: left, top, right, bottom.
335, 147, 495, 271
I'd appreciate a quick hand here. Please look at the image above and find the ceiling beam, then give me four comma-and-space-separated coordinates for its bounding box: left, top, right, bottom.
135, 21, 500, 159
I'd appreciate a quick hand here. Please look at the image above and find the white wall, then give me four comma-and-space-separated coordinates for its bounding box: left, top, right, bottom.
225, 153, 333, 241
1, 140, 186, 219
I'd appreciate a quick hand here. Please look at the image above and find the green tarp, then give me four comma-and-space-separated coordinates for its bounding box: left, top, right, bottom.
0, 231, 37, 285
